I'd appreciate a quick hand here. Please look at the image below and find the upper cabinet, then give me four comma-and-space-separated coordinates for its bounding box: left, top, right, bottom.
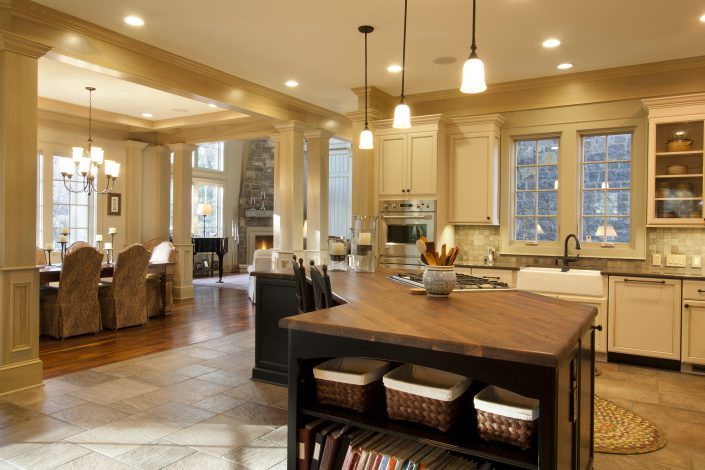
448, 115, 505, 225
375, 115, 446, 198
643, 94, 705, 227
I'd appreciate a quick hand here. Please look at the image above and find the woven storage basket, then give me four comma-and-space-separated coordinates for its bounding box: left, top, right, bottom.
313, 358, 390, 412
474, 386, 539, 450
383, 364, 471, 432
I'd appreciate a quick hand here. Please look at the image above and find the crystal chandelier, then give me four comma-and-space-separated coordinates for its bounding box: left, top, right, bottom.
60, 87, 120, 195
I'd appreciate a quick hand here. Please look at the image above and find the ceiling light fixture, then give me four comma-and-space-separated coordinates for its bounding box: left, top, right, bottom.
542, 38, 561, 48
557, 63, 573, 70
387, 64, 402, 73
700, 14, 705, 23
285, 80, 299, 88
460, 0, 487, 94
142, 112, 153, 118
59, 87, 120, 196
208, 103, 217, 108
358, 25, 375, 150
124, 15, 144, 26
393, 0, 411, 129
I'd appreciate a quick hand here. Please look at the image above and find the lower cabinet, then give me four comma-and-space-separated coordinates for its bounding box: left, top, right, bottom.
682, 281, 705, 365
558, 294, 607, 355
608, 276, 682, 360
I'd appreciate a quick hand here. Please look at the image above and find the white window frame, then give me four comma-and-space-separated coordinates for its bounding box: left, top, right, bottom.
49, 153, 97, 247
194, 141, 225, 173
192, 178, 224, 238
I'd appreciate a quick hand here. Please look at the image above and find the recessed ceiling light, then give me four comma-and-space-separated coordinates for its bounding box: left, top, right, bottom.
557, 63, 573, 70
124, 16, 144, 27
387, 64, 403, 73
208, 103, 217, 108
700, 13, 705, 23
285, 80, 299, 88
141, 112, 153, 118
542, 38, 561, 48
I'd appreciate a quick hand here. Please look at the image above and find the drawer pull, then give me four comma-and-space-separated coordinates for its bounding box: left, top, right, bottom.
698, 289, 705, 293
624, 279, 666, 285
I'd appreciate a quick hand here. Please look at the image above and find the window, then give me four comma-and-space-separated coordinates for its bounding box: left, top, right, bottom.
51, 155, 93, 244
513, 137, 559, 242
195, 141, 224, 171
581, 133, 632, 244
192, 180, 223, 237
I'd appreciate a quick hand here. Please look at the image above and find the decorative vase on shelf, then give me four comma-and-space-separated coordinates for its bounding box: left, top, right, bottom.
422, 266, 457, 297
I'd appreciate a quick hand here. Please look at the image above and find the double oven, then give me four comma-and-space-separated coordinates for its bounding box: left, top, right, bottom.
379, 199, 436, 269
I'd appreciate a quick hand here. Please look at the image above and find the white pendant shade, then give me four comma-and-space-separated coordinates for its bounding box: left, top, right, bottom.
393, 103, 411, 129
460, 57, 487, 94
90, 146, 104, 165
359, 128, 374, 149
72, 147, 83, 162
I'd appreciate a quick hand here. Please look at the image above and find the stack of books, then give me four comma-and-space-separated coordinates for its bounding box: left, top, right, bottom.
298, 419, 493, 470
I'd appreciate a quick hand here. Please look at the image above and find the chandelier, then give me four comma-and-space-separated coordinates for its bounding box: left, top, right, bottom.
59, 87, 120, 195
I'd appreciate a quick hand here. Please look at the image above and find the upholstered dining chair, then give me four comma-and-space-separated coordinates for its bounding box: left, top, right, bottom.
99, 244, 150, 330
40, 246, 103, 339
35, 246, 48, 265
146, 240, 176, 317
144, 238, 163, 254
66, 241, 90, 254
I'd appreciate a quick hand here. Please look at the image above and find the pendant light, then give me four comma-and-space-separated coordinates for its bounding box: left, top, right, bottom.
392, 0, 411, 129
460, 0, 487, 94
358, 25, 374, 150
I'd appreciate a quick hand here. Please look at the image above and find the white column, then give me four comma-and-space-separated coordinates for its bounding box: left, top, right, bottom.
170, 143, 195, 300
123, 140, 149, 245
304, 129, 333, 264
141, 145, 171, 242
272, 121, 307, 269
0, 32, 51, 395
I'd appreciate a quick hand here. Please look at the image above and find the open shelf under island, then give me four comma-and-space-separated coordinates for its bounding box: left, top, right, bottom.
254, 269, 597, 469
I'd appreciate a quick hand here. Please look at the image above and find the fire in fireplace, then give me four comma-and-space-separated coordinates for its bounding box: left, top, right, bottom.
256, 235, 274, 250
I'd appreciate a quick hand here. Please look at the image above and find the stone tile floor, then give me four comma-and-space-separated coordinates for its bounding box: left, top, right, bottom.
1, 329, 704, 469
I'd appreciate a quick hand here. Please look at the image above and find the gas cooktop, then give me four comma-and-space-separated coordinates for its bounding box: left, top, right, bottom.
390, 272, 513, 291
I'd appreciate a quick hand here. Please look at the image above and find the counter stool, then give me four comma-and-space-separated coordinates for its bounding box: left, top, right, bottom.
310, 261, 334, 310
292, 255, 313, 313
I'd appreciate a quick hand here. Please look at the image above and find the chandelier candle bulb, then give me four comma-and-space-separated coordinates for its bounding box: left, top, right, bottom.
108, 227, 117, 235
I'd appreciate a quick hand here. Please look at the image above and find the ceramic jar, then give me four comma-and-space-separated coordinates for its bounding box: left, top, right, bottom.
422, 266, 457, 297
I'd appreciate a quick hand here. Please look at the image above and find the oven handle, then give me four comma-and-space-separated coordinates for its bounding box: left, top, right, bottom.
381, 215, 433, 220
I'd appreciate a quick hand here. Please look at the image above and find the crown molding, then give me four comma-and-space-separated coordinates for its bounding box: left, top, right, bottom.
124, 140, 150, 151
0, 30, 51, 58
642, 93, 705, 111
450, 114, 506, 127
304, 129, 335, 140
373, 113, 449, 130
38, 97, 151, 129
346, 109, 386, 123
274, 120, 309, 133
350, 86, 396, 115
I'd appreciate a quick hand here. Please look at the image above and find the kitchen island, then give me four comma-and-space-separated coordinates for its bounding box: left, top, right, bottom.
270, 269, 597, 469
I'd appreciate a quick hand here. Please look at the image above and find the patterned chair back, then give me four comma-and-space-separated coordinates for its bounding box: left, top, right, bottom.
112, 244, 150, 325
36, 246, 48, 265
57, 246, 103, 335
144, 238, 163, 254
66, 241, 90, 254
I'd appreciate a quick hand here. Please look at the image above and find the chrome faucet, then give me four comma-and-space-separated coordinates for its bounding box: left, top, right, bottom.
562, 234, 581, 272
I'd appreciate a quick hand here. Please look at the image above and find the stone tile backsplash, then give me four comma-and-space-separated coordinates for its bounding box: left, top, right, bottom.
454, 225, 705, 272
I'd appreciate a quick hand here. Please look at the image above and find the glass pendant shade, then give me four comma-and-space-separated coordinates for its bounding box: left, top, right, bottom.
393, 102, 411, 129
359, 127, 374, 149
78, 157, 91, 175
90, 146, 104, 164
460, 56, 487, 94
72, 147, 83, 162
61, 157, 74, 177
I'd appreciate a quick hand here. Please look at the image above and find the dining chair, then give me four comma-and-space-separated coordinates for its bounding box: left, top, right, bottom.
292, 255, 313, 314
309, 262, 335, 310
35, 246, 47, 266
99, 243, 150, 329
66, 241, 90, 254
40, 246, 103, 339
144, 238, 163, 254
146, 241, 175, 317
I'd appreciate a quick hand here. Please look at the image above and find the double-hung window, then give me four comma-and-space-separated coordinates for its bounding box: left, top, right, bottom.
195, 142, 224, 171
192, 180, 223, 237
51, 155, 94, 244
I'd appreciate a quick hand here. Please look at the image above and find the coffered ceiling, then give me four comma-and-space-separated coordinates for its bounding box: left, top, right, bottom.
33, 0, 705, 114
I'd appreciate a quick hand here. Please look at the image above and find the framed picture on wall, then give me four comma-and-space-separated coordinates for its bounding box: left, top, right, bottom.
107, 193, 121, 216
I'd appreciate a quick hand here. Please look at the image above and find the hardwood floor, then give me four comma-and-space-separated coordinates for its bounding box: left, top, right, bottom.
39, 286, 254, 379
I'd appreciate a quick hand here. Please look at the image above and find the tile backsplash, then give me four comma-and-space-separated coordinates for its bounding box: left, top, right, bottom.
455, 225, 705, 272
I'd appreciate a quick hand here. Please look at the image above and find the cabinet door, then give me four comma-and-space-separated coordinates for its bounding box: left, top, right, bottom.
449, 135, 493, 223
608, 277, 681, 360
407, 132, 437, 195
378, 135, 407, 196
558, 295, 607, 354
682, 300, 705, 365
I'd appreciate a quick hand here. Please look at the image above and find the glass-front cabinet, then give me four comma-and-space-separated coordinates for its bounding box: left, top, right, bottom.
644, 95, 705, 226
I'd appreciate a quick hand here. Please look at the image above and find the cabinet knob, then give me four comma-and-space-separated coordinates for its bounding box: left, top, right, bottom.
591, 324, 603, 332
685, 304, 690, 309
486, 216, 490, 220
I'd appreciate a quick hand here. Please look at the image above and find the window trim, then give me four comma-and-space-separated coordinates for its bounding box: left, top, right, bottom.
191, 177, 224, 238
194, 141, 225, 173
49, 153, 97, 246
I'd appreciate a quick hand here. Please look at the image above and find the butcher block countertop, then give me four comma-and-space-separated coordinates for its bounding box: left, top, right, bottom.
266, 269, 596, 367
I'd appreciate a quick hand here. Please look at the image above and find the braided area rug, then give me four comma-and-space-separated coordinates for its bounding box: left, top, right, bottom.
594, 395, 667, 454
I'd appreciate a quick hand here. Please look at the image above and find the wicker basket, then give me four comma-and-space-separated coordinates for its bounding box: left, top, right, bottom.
313, 358, 390, 412
474, 386, 539, 450
383, 364, 471, 432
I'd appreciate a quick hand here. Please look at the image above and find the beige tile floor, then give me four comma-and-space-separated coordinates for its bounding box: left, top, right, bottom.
1, 328, 704, 469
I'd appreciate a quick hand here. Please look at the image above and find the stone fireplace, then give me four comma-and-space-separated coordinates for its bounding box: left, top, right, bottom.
246, 226, 274, 264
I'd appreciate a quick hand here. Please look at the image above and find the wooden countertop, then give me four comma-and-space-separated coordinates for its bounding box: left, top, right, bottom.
268, 269, 596, 367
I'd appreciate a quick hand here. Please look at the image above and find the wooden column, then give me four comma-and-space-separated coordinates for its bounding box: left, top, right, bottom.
272, 121, 307, 269
141, 145, 171, 242
270, 133, 281, 257
170, 143, 195, 300
0, 32, 51, 395
304, 129, 333, 263
123, 140, 149, 245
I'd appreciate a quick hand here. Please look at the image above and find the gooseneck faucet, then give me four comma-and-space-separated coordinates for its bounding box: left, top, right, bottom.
562, 234, 581, 272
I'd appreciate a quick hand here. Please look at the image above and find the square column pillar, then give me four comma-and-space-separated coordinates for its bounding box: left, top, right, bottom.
0, 32, 51, 395
170, 143, 195, 300
304, 129, 333, 264
123, 140, 149, 245
272, 121, 307, 269
141, 145, 171, 242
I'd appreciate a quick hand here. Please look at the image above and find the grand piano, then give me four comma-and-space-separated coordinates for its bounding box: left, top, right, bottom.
193, 237, 228, 282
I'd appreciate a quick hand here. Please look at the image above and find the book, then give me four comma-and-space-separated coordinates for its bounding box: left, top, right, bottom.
341, 430, 373, 470
311, 423, 342, 470
297, 419, 326, 470
332, 428, 365, 470
320, 424, 349, 470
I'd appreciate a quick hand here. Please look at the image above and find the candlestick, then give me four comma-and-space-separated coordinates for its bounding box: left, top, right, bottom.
59, 235, 68, 243
59, 241, 68, 263
45, 248, 53, 266
95, 234, 103, 242
44, 243, 53, 251
61, 227, 70, 235
108, 227, 117, 234
104, 242, 112, 250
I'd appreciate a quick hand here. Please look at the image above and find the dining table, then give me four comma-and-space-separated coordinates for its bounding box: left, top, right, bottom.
38, 261, 176, 315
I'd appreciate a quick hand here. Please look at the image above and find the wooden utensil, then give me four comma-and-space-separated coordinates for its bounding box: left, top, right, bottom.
425, 241, 436, 255
422, 252, 436, 266
440, 244, 447, 265
448, 246, 460, 266
415, 238, 427, 254
420, 254, 428, 265
445, 247, 455, 266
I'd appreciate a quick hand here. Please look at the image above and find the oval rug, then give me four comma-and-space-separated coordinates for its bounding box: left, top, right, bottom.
594, 395, 667, 454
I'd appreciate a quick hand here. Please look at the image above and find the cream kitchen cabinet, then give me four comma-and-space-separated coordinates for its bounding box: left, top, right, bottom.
377, 131, 438, 197
557, 294, 607, 355
448, 115, 504, 225
608, 276, 682, 360
682, 280, 705, 366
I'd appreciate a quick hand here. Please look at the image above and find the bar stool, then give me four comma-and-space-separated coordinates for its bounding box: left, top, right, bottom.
309, 261, 335, 310
292, 255, 313, 313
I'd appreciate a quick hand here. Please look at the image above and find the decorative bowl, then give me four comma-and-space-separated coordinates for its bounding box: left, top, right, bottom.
422, 266, 457, 297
